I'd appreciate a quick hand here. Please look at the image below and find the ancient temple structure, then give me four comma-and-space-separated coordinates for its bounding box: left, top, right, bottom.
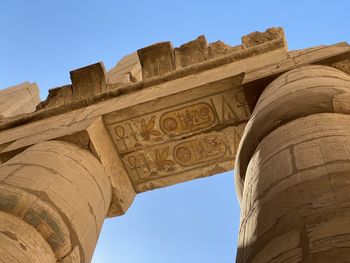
1, 27, 350, 262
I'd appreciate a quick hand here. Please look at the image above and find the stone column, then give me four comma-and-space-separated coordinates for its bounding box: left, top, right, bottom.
0, 140, 112, 263
235, 65, 350, 262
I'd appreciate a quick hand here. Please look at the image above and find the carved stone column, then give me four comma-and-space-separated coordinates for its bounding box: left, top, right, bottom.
0, 140, 112, 263
235, 65, 350, 262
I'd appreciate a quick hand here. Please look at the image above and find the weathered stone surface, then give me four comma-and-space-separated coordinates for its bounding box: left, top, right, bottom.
104, 76, 248, 154
237, 114, 350, 263
103, 74, 247, 192
38, 63, 110, 111
243, 42, 350, 111
0, 82, 40, 118
241, 27, 286, 48
137, 41, 175, 79
87, 118, 135, 216
236, 65, 350, 198
244, 43, 350, 84
61, 246, 80, 263
208, 41, 242, 59
0, 211, 56, 262
332, 58, 350, 75
36, 85, 73, 110
175, 35, 209, 68
107, 52, 142, 85
125, 124, 245, 192
236, 65, 350, 262
0, 109, 97, 155
70, 62, 107, 99
0, 141, 112, 262
0, 183, 71, 258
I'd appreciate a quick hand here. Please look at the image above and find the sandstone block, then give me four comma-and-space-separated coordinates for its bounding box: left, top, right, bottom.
137, 41, 175, 79
241, 27, 286, 48
0, 82, 40, 118
208, 41, 242, 59
36, 85, 73, 110
70, 62, 107, 99
175, 35, 208, 68
107, 52, 142, 85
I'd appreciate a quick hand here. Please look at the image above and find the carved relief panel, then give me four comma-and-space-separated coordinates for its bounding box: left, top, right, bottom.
122, 125, 245, 192
104, 77, 249, 192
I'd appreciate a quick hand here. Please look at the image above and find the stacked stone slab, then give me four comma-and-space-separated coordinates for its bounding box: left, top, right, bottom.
1, 27, 350, 262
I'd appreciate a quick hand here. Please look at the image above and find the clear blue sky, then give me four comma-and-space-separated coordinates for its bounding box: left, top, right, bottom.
1, 1, 350, 262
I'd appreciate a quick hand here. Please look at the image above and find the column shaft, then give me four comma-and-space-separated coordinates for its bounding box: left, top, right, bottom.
0, 140, 112, 262
235, 65, 350, 262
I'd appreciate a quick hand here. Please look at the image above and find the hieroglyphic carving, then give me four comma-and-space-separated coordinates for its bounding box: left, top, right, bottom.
160, 103, 215, 136
235, 88, 250, 117
139, 115, 161, 140
106, 86, 249, 154
173, 134, 227, 166
125, 145, 177, 182
122, 125, 245, 188
112, 115, 163, 153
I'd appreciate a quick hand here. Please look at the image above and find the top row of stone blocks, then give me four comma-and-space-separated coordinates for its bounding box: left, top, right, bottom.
3, 27, 286, 114
137, 27, 286, 79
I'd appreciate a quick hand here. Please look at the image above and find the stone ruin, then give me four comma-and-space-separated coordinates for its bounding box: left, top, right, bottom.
1, 27, 350, 262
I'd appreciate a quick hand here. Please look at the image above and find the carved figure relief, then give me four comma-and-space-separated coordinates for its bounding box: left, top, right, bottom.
140, 115, 161, 140
153, 147, 175, 171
